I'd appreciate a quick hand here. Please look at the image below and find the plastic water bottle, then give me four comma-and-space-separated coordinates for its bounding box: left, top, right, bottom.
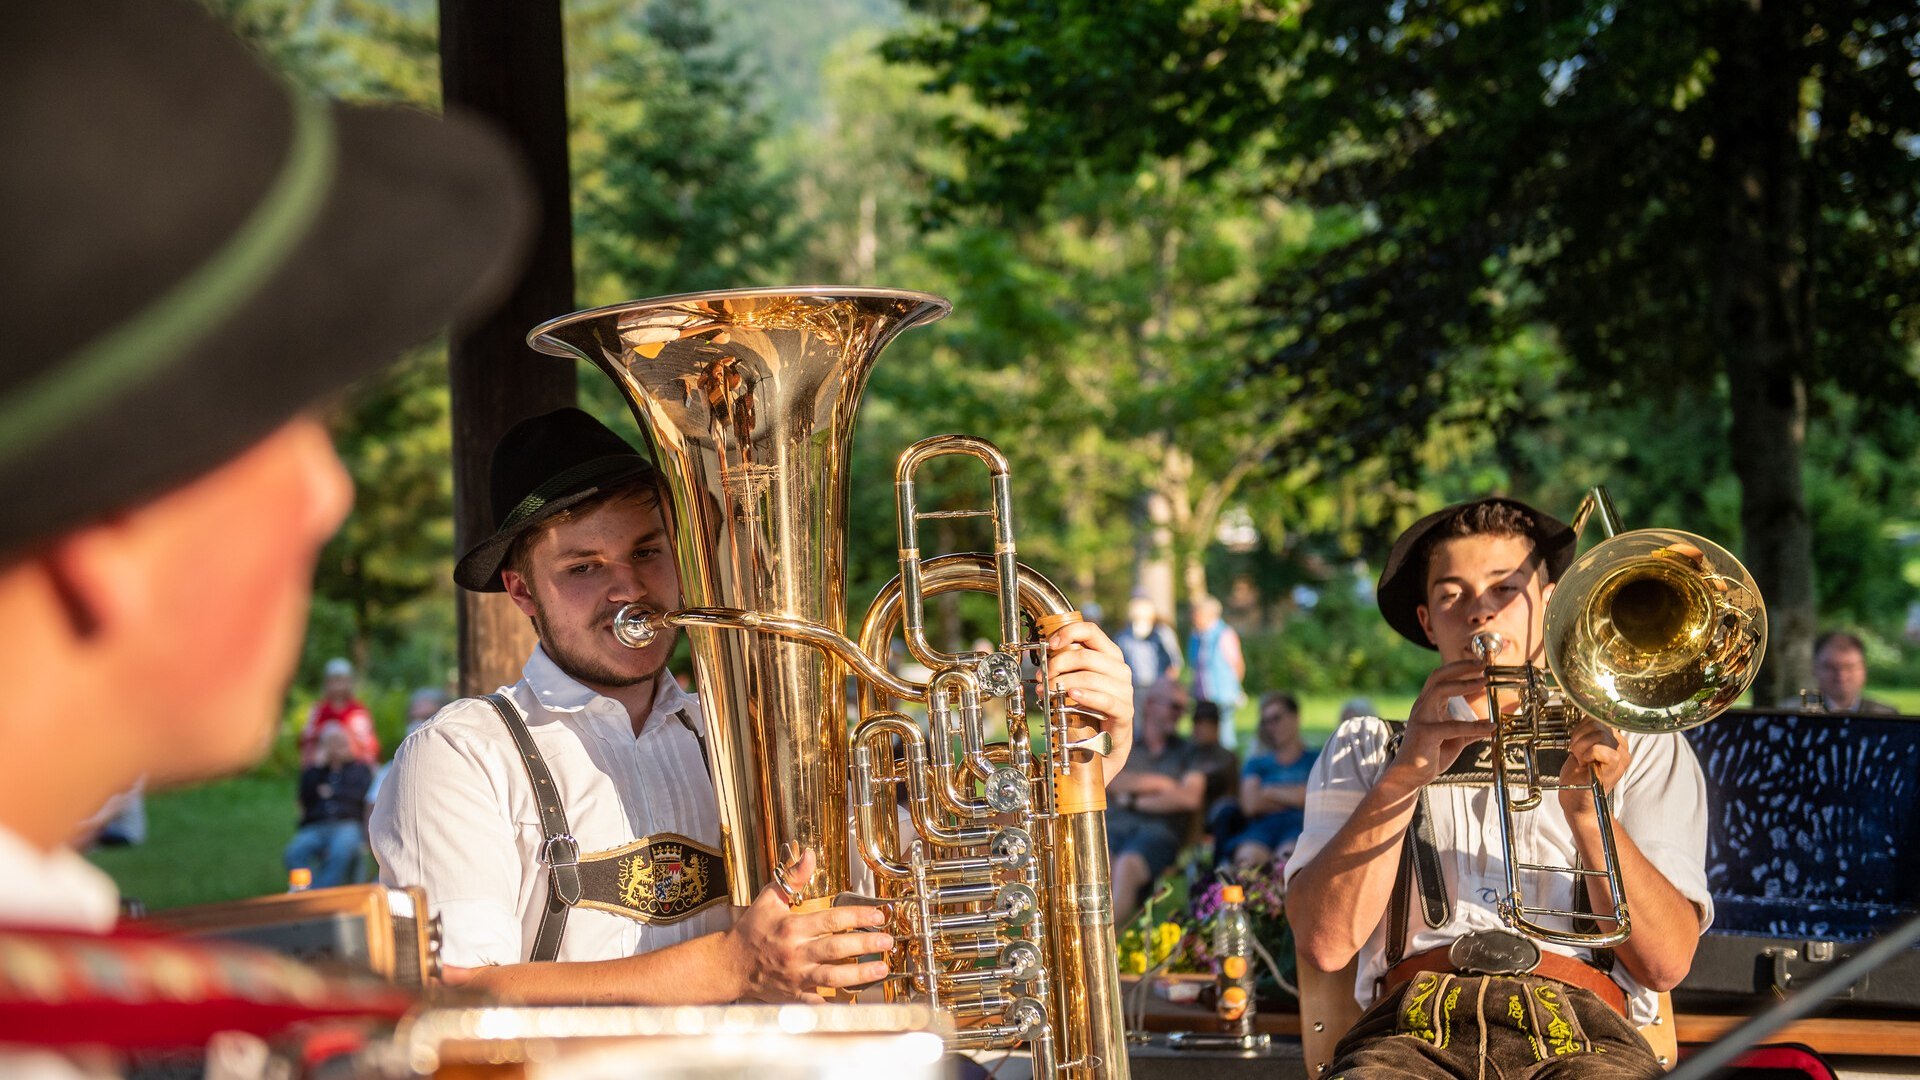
287, 867, 312, 893
1213, 884, 1256, 1036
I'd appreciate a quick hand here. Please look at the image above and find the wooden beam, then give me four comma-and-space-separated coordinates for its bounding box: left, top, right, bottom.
439, 0, 577, 696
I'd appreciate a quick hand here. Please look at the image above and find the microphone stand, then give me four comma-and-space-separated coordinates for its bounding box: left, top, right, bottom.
1665, 909, 1920, 1080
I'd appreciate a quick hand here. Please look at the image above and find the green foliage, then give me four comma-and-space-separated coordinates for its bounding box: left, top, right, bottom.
889, 0, 1920, 692
572, 0, 804, 304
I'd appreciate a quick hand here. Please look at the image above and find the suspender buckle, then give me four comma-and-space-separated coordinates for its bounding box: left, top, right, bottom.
543, 833, 580, 869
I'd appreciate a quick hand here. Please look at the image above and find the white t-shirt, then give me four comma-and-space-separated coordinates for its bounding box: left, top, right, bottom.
1282, 715, 1714, 1026
371, 646, 730, 967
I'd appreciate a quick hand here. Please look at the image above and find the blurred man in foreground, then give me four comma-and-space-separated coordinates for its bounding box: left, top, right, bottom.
0, 0, 531, 1069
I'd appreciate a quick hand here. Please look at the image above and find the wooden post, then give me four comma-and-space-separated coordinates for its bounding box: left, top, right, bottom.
440, 0, 577, 696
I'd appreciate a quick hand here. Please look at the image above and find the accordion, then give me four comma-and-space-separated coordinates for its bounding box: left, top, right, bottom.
141, 883, 438, 987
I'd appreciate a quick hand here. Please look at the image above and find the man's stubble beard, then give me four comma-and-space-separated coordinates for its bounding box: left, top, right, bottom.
529, 594, 674, 690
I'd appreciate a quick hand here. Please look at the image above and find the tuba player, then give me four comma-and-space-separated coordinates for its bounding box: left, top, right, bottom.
371, 407, 1138, 1003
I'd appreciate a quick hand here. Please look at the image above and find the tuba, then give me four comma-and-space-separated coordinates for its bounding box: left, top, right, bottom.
528, 288, 1129, 1080
1475, 487, 1765, 946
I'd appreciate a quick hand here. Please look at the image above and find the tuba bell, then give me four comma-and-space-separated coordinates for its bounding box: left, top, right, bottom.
528, 288, 1129, 1080
1474, 487, 1765, 947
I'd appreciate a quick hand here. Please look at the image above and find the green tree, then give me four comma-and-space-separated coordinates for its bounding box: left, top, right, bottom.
572, 0, 803, 307
891, 0, 1920, 699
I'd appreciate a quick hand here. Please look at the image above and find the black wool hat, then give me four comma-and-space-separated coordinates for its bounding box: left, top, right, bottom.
0, 1, 534, 561
1375, 496, 1578, 649
454, 408, 664, 593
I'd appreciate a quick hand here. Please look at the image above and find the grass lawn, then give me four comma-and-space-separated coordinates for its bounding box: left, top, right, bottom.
87, 774, 300, 911
92, 685, 1920, 911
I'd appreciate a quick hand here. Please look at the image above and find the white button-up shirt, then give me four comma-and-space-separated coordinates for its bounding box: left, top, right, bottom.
0, 825, 122, 1080
371, 646, 730, 967
0, 825, 120, 932
1284, 716, 1714, 1026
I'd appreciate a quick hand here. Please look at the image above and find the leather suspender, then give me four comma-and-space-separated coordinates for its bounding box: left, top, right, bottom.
483, 692, 579, 963
1386, 787, 1451, 966
672, 709, 713, 782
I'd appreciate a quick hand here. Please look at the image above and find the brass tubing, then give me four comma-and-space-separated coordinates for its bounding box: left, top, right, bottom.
938, 964, 1033, 992
858, 714, 994, 846
927, 882, 1002, 907
623, 606, 925, 702
857, 553, 1077, 718
934, 936, 1005, 963
1044, 809, 1130, 1080
894, 437, 1021, 668
930, 668, 1000, 785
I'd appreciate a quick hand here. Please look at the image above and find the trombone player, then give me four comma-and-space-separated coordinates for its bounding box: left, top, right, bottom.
1285, 497, 1712, 1079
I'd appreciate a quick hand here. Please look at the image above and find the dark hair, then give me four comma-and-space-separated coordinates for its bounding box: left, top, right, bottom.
1258, 690, 1299, 718
1191, 700, 1222, 726
1814, 630, 1866, 659
503, 475, 665, 584
1418, 501, 1537, 593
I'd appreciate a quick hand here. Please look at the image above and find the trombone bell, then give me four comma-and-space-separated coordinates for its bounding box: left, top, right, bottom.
1546, 528, 1767, 734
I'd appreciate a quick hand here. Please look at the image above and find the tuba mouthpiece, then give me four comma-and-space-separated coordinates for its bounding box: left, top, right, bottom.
612, 603, 659, 648
1471, 631, 1507, 661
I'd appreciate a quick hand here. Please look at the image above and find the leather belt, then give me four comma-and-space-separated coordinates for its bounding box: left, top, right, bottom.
1385, 934, 1627, 1017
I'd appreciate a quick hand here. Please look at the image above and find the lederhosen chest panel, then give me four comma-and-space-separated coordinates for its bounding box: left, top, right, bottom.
572, 832, 728, 924
484, 694, 727, 961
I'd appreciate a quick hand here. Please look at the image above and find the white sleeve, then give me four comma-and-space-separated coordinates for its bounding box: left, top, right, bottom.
370, 722, 528, 967
1283, 717, 1395, 888
1615, 731, 1715, 932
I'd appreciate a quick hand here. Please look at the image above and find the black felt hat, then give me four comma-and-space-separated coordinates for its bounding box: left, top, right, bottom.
454, 408, 663, 593
1375, 496, 1578, 649
0, 1, 534, 560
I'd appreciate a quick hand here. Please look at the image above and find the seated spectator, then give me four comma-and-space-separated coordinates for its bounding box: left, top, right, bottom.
1224, 691, 1319, 872
1187, 700, 1241, 817
298, 657, 381, 766
285, 726, 373, 888
1779, 631, 1899, 715
1105, 678, 1208, 927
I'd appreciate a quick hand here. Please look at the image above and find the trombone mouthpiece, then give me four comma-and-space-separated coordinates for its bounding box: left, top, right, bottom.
612, 603, 659, 648
1471, 631, 1507, 661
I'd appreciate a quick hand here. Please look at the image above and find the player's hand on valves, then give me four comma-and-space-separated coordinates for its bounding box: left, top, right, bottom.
1558, 718, 1632, 826
1387, 659, 1497, 785
725, 849, 892, 1003
1044, 619, 1136, 781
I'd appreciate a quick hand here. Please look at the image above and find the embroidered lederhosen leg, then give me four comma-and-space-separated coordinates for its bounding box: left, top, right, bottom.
1327, 975, 1664, 1080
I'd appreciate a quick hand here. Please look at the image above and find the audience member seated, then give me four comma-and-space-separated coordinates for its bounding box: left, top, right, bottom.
1187, 701, 1242, 817
1105, 678, 1208, 927
1223, 690, 1319, 872
1778, 630, 1899, 714
285, 726, 373, 889
298, 657, 381, 766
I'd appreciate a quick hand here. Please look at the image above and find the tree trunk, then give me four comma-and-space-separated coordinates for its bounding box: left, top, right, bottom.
441, 1, 579, 697
1133, 487, 1178, 625
1713, 0, 1815, 705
